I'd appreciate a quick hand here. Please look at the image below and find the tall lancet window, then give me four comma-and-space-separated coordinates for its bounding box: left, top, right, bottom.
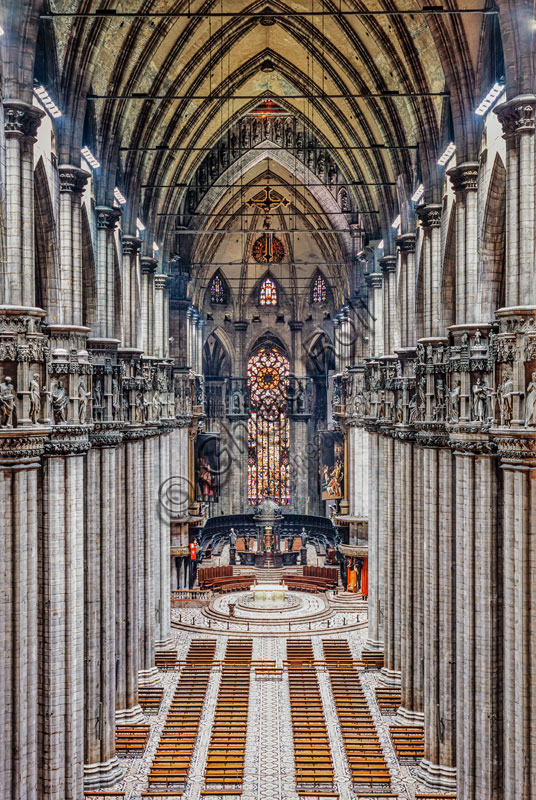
312, 274, 327, 303
247, 347, 290, 505
259, 276, 277, 305
210, 273, 225, 304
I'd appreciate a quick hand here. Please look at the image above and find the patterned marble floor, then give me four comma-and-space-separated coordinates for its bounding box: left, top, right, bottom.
110, 592, 436, 800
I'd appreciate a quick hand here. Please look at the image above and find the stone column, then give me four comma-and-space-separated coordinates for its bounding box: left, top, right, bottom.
196, 314, 204, 373
447, 164, 480, 324
380, 256, 397, 354
95, 208, 122, 339
417, 443, 456, 790
139, 434, 160, 686
58, 166, 91, 326
155, 430, 173, 649
140, 257, 157, 357
380, 434, 401, 685
348, 425, 369, 519
396, 233, 416, 348
0, 432, 46, 800
41, 448, 86, 800
366, 273, 383, 358
416, 204, 442, 338
154, 274, 171, 359
495, 96, 536, 305
2, 100, 44, 306
122, 235, 142, 350
397, 436, 425, 725
500, 444, 536, 800
452, 445, 500, 799
115, 436, 145, 724
84, 441, 123, 789
366, 429, 384, 649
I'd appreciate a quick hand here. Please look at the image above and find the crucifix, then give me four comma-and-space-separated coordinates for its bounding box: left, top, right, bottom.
248, 186, 290, 263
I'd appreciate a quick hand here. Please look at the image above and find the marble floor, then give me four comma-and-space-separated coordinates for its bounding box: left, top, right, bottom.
109, 590, 435, 800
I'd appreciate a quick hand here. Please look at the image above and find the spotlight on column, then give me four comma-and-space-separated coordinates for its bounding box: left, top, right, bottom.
437, 141, 456, 166
34, 85, 62, 118
378, 239, 384, 250
411, 183, 424, 203
0, 25, 5, 36
391, 214, 401, 230
136, 217, 146, 232
114, 187, 127, 205
475, 82, 504, 116
153, 241, 160, 252
81, 146, 100, 169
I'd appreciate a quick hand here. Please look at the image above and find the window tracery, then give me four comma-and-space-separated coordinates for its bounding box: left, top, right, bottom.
259, 276, 278, 305
247, 347, 290, 505
312, 274, 327, 303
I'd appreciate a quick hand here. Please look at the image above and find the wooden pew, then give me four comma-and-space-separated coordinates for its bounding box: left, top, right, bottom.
203, 639, 252, 790
115, 724, 151, 756
147, 639, 216, 790
322, 639, 391, 792
287, 639, 335, 792
140, 685, 165, 713
388, 726, 425, 765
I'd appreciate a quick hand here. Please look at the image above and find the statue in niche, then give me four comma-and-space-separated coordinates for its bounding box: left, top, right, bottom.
0, 376, 16, 427
447, 378, 461, 422
135, 392, 143, 423
285, 121, 294, 149
296, 131, 304, 157
295, 380, 305, 413
241, 121, 249, 148
93, 378, 103, 420
328, 161, 337, 185
461, 332, 469, 349
78, 376, 90, 424
112, 377, 121, 420
378, 389, 385, 418
209, 151, 218, 181
231, 131, 239, 158
433, 379, 446, 421
229, 527, 237, 547
121, 391, 129, 420
152, 390, 161, 420
497, 369, 514, 426
198, 164, 207, 191
353, 390, 363, 417
187, 190, 196, 214
29, 373, 41, 424
252, 119, 261, 145
274, 118, 283, 145
307, 147, 315, 171
220, 145, 229, 168
525, 371, 536, 426
408, 392, 417, 424
339, 188, 348, 212
51, 378, 68, 424
417, 375, 426, 415
471, 377, 489, 422
473, 329, 482, 348
317, 151, 325, 179
231, 389, 242, 415
363, 388, 371, 416
395, 396, 403, 423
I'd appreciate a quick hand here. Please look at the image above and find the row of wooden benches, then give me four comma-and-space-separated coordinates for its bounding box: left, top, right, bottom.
84, 793, 455, 800
374, 686, 401, 714
287, 638, 335, 791
148, 639, 217, 790
388, 725, 425, 765
204, 639, 252, 788
322, 639, 391, 792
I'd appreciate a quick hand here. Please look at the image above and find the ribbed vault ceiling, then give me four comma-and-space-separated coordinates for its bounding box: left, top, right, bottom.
44, 0, 488, 285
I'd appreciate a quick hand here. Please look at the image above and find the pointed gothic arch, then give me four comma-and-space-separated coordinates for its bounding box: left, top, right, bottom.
205, 270, 230, 307
203, 331, 232, 377
34, 157, 60, 320
479, 154, 506, 318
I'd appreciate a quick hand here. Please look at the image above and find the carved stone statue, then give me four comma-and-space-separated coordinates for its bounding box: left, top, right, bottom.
152, 390, 161, 420
295, 380, 305, 413
525, 371, 536, 426
112, 377, 121, 420
229, 527, 237, 547
447, 379, 461, 423
472, 377, 489, 423
231, 389, 241, 414
434, 379, 446, 421
497, 370, 513, 426
51, 378, 68, 424
93, 378, 103, 420
29, 373, 41, 424
78, 376, 90, 424
135, 392, 143, 423
0, 376, 16, 428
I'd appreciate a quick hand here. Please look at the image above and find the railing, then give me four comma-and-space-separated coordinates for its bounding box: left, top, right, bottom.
171, 589, 211, 603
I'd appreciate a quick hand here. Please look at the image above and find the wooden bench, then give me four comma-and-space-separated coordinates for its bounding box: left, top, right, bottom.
147, 640, 216, 790
360, 651, 385, 670
374, 687, 401, 714
115, 725, 151, 756
388, 726, 425, 765
140, 685, 165, 713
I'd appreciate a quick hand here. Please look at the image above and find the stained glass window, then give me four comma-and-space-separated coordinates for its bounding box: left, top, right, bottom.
259, 276, 277, 305
210, 274, 225, 304
312, 274, 327, 303
247, 347, 290, 505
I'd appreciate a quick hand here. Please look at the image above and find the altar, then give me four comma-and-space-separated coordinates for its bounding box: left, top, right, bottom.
250, 582, 287, 605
